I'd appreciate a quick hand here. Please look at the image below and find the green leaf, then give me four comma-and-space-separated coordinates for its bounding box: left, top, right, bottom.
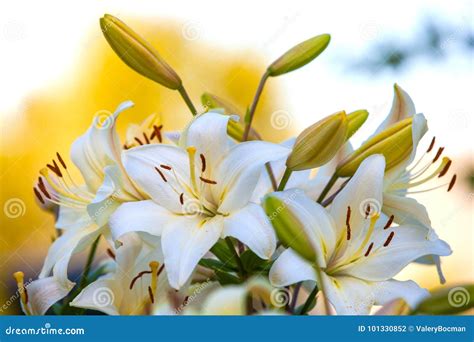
199, 258, 237, 273
240, 250, 265, 273
215, 270, 242, 285
413, 284, 474, 315
210, 239, 237, 267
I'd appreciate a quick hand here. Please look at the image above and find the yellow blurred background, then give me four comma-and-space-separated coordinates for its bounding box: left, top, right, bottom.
1, 1, 472, 314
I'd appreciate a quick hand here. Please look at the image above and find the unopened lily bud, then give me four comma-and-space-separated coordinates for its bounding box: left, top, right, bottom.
286, 111, 348, 171
201, 93, 241, 115
100, 14, 182, 89
263, 194, 316, 262
267, 34, 331, 77
336, 116, 414, 177
346, 109, 369, 140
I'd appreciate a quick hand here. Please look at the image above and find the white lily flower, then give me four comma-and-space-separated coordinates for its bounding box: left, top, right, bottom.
268, 155, 451, 315
110, 112, 290, 289
25, 102, 162, 315
70, 233, 171, 315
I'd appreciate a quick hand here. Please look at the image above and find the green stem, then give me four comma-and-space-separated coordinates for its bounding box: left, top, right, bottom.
178, 86, 197, 116
299, 284, 319, 315
78, 236, 100, 290
316, 173, 338, 203
277, 168, 293, 191
290, 283, 302, 313
225, 237, 245, 277
243, 71, 269, 141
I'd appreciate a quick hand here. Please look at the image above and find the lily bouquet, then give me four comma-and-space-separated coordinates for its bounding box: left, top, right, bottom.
16, 14, 462, 316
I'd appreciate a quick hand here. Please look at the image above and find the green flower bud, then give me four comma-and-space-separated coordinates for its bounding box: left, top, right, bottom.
346, 109, 369, 140
263, 194, 316, 262
413, 284, 474, 315
267, 34, 331, 77
286, 111, 348, 171
201, 92, 241, 115
100, 14, 182, 89
336, 116, 413, 177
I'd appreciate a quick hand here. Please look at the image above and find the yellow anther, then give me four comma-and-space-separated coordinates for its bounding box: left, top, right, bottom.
186, 146, 198, 193
13, 271, 31, 315
149, 261, 160, 299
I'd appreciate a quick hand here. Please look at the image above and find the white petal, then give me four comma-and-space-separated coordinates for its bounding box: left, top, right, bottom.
214, 141, 291, 213
70, 277, 120, 315
269, 249, 316, 287
374, 84, 416, 134
39, 224, 103, 289
340, 224, 452, 281
330, 154, 386, 241
162, 215, 223, 289
25, 277, 74, 315
269, 189, 337, 266
320, 273, 375, 315
201, 286, 247, 315
122, 144, 190, 213
109, 200, 174, 240
179, 112, 236, 166
71, 101, 135, 193
56, 206, 92, 230
222, 203, 276, 259
382, 193, 431, 227
371, 279, 429, 309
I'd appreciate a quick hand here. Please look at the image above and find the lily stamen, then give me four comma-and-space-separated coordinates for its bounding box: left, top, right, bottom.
383, 231, 395, 247
383, 215, 394, 229
13, 271, 31, 315
199, 176, 217, 185
186, 146, 199, 193
432, 147, 444, 163
200, 154, 206, 173
345, 206, 351, 240
364, 242, 374, 257
155, 167, 168, 182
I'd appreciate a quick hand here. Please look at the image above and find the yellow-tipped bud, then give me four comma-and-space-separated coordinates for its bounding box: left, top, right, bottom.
100, 14, 182, 89
336, 117, 413, 177
346, 109, 369, 140
286, 111, 348, 171
263, 194, 316, 262
267, 34, 331, 77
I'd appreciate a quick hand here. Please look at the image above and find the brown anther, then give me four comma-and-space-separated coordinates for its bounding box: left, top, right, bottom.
345, 206, 351, 240
155, 167, 167, 182
143, 132, 150, 144
179, 193, 184, 205
38, 177, 51, 199
134, 137, 144, 146
157, 264, 165, 277
56, 152, 67, 169
153, 125, 163, 143
199, 176, 217, 185
33, 187, 44, 204
427, 136, 436, 153
365, 204, 371, 219
160, 164, 172, 170
106, 248, 116, 260
438, 160, 452, 178
47, 161, 62, 178
200, 154, 206, 173
123, 144, 129, 150
432, 147, 444, 163
364, 242, 374, 257
383, 215, 394, 229
447, 174, 456, 192
383, 231, 395, 247
129, 270, 152, 290
148, 286, 155, 304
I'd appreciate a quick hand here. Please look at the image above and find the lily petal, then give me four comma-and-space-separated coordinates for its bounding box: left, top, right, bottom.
56, 206, 92, 231
162, 215, 223, 289
201, 286, 247, 315
371, 279, 429, 310
222, 203, 276, 259
179, 112, 236, 166
24, 277, 74, 315
382, 193, 431, 227
70, 277, 120, 315
269, 249, 316, 287
109, 200, 174, 240
215, 141, 291, 213
340, 224, 452, 281
330, 154, 386, 241
122, 144, 190, 213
